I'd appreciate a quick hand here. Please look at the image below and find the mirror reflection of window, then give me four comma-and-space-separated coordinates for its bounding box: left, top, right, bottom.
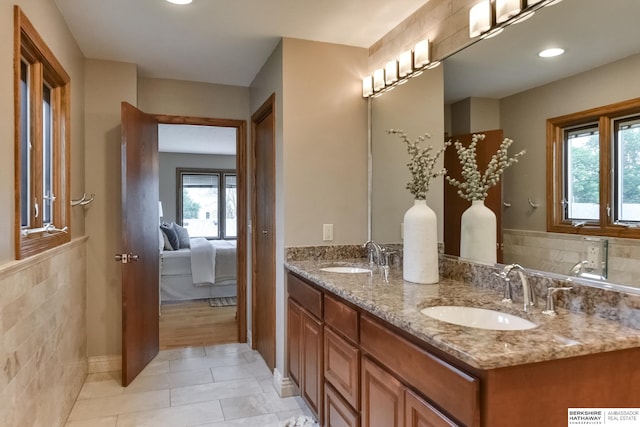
564, 125, 599, 222
614, 116, 640, 223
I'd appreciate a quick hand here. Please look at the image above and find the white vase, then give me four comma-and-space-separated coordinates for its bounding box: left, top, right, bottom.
460, 200, 497, 264
403, 200, 439, 284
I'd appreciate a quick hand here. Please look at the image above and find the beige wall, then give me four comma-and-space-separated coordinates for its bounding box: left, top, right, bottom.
371, 66, 445, 244
159, 152, 236, 224
282, 38, 369, 247
84, 59, 137, 358
0, 0, 86, 262
501, 53, 640, 231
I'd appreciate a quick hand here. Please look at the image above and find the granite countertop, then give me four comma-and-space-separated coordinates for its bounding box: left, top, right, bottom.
285, 259, 640, 370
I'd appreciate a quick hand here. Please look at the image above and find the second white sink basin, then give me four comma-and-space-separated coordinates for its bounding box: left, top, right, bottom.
420, 306, 537, 331
320, 266, 372, 274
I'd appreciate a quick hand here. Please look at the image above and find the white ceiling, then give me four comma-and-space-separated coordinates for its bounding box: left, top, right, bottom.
53, 0, 640, 152
53, 0, 429, 87
444, 0, 640, 104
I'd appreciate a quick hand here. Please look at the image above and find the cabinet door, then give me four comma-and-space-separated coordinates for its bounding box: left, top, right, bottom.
361, 356, 404, 427
287, 299, 302, 386
325, 382, 360, 427
405, 389, 457, 427
325, 326, 360, 409
302, 312, 324, 422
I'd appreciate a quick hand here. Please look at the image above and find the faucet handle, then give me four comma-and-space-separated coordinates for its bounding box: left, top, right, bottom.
493, 272, 513, 303
381, 248, 397, 266
542, 286, 573, 316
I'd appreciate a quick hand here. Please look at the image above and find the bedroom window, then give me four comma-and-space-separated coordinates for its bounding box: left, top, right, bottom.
14, 7, 71, 259
547, 97, 640, 238
177, 168, 237, 239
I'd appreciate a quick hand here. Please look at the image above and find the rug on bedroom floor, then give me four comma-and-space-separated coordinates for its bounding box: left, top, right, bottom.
208, 296, 237, 307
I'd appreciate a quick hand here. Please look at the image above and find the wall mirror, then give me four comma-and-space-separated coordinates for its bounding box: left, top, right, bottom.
370, 0, 640, 289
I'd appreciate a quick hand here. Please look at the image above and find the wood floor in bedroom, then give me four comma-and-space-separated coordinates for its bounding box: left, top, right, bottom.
159, 300, 238, 349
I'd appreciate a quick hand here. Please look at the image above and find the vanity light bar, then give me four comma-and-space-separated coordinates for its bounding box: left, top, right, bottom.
361, 38, 433, 98
470, 0, 563, 39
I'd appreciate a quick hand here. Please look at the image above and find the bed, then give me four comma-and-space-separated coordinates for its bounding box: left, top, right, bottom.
160, 238, 237, 302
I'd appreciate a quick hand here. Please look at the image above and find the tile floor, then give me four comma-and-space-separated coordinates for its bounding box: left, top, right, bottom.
65, 343, 313, 427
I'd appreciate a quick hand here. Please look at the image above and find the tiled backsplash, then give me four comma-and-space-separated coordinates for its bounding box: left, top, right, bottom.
0, 238, 88, 427
503, 229, 640, 289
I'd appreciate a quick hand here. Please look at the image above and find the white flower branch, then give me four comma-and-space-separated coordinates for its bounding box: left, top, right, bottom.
445, 133, 525, 202
388, 129, 451, 200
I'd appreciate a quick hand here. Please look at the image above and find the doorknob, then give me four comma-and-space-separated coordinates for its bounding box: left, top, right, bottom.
115, 253, 140, 263
262, 230, 268, 234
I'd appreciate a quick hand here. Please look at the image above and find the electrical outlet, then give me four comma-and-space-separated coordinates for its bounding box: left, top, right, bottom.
587, 245, 599, 269
323, 224, 333, 241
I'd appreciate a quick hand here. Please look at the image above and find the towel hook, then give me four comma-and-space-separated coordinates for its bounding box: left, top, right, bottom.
71, 192, 95, 206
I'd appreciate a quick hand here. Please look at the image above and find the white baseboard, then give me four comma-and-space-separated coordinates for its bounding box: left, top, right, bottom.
88, 355, 121, 374
273, 368, 299, 398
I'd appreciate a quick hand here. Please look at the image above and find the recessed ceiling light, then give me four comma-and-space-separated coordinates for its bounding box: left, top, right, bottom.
539, 48, 565, 58
166, 0, 192, 5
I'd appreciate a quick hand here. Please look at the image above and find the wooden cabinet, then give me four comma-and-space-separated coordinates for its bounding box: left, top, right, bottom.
302, 311, 323, 418
360, 315, 479, 426
288, 274, 324, 423
361, 356, 405, 427
287, 299, 302, 385
325, 383, 360, 427
405, 389, 457, 427
324, 326, 360, 409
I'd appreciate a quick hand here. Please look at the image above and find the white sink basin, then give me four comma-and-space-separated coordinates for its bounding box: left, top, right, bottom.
320, 266, 372, 274
420, 306, 537, 331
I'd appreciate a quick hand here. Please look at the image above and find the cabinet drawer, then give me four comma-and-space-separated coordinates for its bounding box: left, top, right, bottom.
325, 295, 359, 343
288, 273, 323, 319
405, 388, 457, 427
360, 315, 479, 427
325, 326, 360, 409
325, 383, 360, 427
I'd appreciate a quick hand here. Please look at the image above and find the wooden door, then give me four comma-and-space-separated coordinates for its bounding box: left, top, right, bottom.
120, 102, 160, 386
302, 313, 324, 421
287, 298, 302, 386
251, 94, 276, 371
444, 130, 504, 262
361, 356, 404, 427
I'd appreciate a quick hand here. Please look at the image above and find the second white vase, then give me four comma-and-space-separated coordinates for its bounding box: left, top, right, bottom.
403, 200, 439, 284
460, 199, 497, 264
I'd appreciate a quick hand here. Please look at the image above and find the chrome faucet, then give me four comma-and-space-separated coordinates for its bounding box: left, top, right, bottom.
501, 264, 536, 312
363, 240, 383, 266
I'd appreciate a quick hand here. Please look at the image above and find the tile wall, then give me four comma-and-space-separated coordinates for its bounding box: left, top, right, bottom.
504, 229, 640, 288
0, 238, 88, 427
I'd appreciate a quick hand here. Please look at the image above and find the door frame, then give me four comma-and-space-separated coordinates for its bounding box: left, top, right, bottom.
250, 94, 276, 364
154, 114, 248, 343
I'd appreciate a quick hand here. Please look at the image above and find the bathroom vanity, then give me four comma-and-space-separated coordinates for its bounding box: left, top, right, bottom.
285, 259, 640, 427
